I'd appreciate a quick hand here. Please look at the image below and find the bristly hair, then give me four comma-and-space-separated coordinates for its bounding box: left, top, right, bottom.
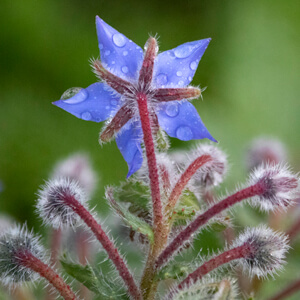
233, 225, 289, 279
248, 163, 299, 211
0, 224, 47, 288
36, 177, 87, 229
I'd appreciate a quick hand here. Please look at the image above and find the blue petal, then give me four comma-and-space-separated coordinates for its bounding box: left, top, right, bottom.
153, 39, 211, 88
53, 82, 120, 122
156, 101, 217, 142
96, 16, 144, 82
115, 120, 143, 177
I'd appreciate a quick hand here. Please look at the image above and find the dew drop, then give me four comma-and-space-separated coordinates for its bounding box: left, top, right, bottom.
99, 43, 104, 50
112, 61, 115, 64
123, 50, 128, 56
174, 45, 193, 58
190, 61, 197, 70
121, 66, 129, 74
165, 102, 179, 117
188, 76, 192, 81
104, 50, 111, 56
112, 33, 126, 47
61, 88, 87, 104
178, 80, 184, 86
81, 111, 92, 121
176, 126, 193, 140
176, 71, 182, 77
156, 73, 168, 86
110, 99, 118, 106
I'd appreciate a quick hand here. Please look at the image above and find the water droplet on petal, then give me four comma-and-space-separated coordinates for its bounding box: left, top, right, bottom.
156, 73, 168, 86
112, 33, 126, 47
174, 45, 193, 58
190, 61, 197, 70
110, 99, 118, 106
104, 50, 111, 56
123, 50, 128, 56
81, 111, 92, 121
188, 76, 192, 81
99, 43, 104, 50
105, 105, 110, 110
121, 66, 129, 74
176, 126, 193, 140
112, 61, 115, 64
178, 80, 184, 86
165, 102, 179, 117
61, 88, 87, 104
176, 71, 182, 77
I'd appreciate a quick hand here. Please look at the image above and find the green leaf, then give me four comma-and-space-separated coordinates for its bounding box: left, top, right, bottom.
60, 259, 129, 299
107, 187, 154, 244
116, 179, 150, 212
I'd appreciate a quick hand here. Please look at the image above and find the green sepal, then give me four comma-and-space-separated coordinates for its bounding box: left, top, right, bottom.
107, 188, 154, 244
171, 189, 201, 225
155, 128, 170, 151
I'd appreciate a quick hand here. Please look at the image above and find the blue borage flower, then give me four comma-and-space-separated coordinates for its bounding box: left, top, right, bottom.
54, 16, 216, 177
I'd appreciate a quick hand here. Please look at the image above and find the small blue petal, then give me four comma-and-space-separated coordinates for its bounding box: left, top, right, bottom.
156, 101, 217, 142
115, 120, 143, 177
153, 39, 211, 88
53, 82, 120, 122
96, 16, 144, 82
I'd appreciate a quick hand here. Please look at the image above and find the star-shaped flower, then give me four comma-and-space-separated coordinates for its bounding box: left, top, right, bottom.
54, 16, 216, 177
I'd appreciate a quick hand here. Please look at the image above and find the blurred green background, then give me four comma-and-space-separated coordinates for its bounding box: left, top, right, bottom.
0, 0, 299, 298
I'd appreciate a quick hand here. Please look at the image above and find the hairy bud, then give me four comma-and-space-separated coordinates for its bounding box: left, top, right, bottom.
189, 144, 228, 188
36, 178, 87, 228
249, 164, 299, 211
0, 225, 46, 287
233, 226, 289, 278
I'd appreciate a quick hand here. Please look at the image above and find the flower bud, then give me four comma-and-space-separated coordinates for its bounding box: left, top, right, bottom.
249, 164, 299, 211
234, 226, 289, 278
189, 144, 228, 188
246, 137, 287, 171
51, 153, 97, 197
0, 225, 46, 286
36, 178, 87, 228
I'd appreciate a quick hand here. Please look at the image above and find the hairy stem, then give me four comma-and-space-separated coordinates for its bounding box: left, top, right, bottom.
19, 251, 78, 300
137, 92, 167, 298
165, 154, 212, 214
177, 244, 248, 290
156, 183, 265, 268
64, 195, 142, 300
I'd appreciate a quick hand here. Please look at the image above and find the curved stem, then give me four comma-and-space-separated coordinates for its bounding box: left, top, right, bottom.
156, 183, 265, 269
64, 195, 142, 300
20, 251, 78, 300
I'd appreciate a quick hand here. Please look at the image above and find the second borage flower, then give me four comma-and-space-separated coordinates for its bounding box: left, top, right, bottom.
54, 16, 216, 177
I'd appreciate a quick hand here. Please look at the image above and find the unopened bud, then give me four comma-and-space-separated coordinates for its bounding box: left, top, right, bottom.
0, 225, 46, 286
249, 164, 299, 211
234, 226, 289, 278
36, 178, 87, 228
190, 144, 228, 188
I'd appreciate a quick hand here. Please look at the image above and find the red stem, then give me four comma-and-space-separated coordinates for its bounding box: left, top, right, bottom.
177, 244, 248, 290
267, 278, 300, 300
19, 251, 77, 300
136, 92, 163, 237
64, 195, 142, 300
165, 154, 212, 214
156, 183, 265, 268
286, 218, 300, 242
